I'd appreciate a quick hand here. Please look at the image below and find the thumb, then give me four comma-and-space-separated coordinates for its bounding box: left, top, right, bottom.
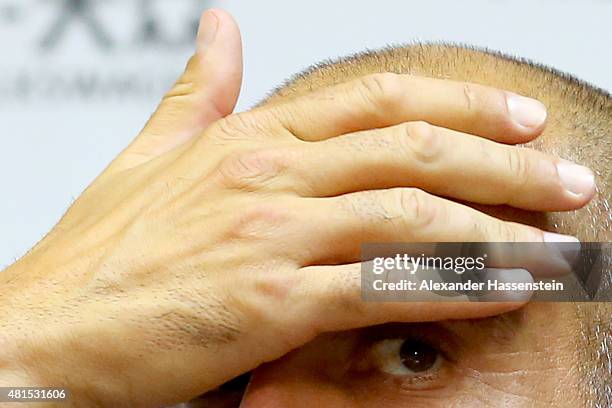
111, 9, 243, 173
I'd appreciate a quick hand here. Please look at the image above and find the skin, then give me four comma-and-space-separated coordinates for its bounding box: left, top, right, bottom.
0, 10, 599, 408
269, 43, 611, 243
239, 304, 583, 407
231, 32, 612, 408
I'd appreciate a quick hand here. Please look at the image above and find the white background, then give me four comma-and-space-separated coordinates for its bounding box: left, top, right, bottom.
1, 0, 611, 267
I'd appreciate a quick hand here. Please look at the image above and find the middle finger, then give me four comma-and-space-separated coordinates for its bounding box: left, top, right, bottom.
279, 122, 595, 211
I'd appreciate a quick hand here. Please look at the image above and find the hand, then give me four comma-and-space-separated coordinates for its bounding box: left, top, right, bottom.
0, 9, 594, 408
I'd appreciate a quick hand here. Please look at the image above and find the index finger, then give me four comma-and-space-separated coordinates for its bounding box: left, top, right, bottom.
285, 263, 532, 336
264, 72, 547, 143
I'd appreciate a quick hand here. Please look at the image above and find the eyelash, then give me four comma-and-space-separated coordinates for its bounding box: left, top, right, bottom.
350, 324, 458, 390
369, 338, 444, 378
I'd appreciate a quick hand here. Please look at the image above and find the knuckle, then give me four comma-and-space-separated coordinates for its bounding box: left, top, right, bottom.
161, 87, 194, 107
227, 201, 292, 241
506, 148, 531, 191
464, 84, 509, 124
241, 263, 302, 310
165, 75, 196, 100
468, 214, 488, 241
461, 83, 480, 113
210, 112, 258, 142
357, 72, 402, 114
395, 188, 438, 231
162, 60, 199, 101
155, 85, 197, 121
217, 149, 289, 191
491, 221, 520, 242
271, 103, 306, 137
399, 121, 441, 164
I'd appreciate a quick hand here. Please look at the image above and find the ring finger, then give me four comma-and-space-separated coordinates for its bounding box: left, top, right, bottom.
291, 188, 576, 266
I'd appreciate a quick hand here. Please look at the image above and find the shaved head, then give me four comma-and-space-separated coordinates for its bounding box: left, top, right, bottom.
258, 44, 611, 407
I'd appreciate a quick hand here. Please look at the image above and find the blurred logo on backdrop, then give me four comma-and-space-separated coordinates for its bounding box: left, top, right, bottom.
0, 0, 212, 103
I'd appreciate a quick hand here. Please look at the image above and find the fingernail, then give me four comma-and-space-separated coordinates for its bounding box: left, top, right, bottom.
480, 268, 534, 302
541, 233, 581, 276
543, 232, 580, 243
506, 93, 548, 128
557, 160, 596, 197
197, 10, 219, 53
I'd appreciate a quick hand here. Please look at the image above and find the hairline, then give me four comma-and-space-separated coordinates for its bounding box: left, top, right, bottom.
259, 41, 611, 108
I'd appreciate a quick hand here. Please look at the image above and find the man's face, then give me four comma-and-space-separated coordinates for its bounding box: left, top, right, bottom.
231, 61, 605, 407
241, 303, 583, 407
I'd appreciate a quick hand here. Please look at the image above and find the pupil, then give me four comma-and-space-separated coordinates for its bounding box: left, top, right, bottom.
399, 340, 438, 372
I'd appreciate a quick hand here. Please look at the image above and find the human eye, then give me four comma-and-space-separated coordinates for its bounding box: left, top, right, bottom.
370, 338, 443, 377
354, 324, 456, 390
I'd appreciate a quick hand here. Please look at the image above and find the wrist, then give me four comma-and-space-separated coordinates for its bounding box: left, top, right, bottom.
0, 238, 177, 407
0, 257, 60, 386
0, 247, 103, 406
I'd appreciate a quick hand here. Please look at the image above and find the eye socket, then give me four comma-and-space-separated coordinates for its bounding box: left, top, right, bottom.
370, 338, 442, 377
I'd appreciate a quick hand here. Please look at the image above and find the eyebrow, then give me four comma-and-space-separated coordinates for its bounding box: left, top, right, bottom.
442, 309, 526, 347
